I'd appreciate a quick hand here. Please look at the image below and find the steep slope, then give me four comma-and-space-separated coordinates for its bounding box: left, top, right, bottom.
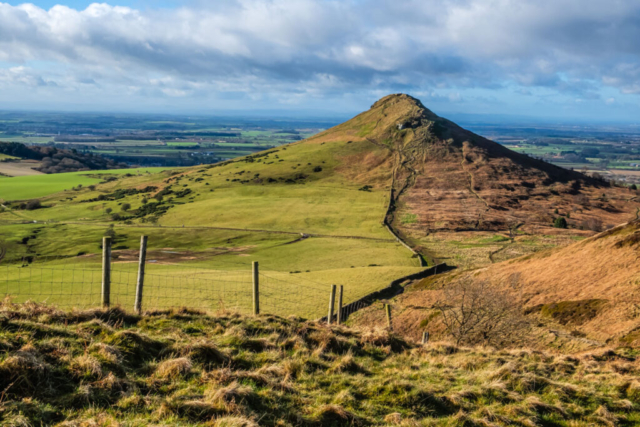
309, 94, 639, 267
351, 219, 640, 349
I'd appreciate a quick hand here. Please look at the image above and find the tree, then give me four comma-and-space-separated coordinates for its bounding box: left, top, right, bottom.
105, 207, 113, 215
434, 279, 531, 347
141, 197, 148, 204
25, 199, 42, 210
121, 203, 131, 212
631, 184, 638, 191
553, 217, 567, 229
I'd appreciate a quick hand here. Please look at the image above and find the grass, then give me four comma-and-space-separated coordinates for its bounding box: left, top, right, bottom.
0, 167, 176, 201
1, 302, 639, 426
0, 134, 417, 314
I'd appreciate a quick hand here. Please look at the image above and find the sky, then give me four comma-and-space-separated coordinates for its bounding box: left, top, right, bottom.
1, 0, 640, 122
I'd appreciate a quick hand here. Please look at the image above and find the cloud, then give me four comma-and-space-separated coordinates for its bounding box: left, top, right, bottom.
0, 0, 639, 112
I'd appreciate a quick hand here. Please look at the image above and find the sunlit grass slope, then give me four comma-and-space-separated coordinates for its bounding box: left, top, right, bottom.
0, 105, 428, 312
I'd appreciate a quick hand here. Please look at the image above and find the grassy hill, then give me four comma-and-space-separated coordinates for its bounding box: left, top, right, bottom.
0, 94, 638, 315
1, 301, 640, 426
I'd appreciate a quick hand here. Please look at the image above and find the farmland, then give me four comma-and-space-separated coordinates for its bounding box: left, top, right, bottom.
0, 167, 174, 201
469, 122, 640, 185
0, 111, 332, 168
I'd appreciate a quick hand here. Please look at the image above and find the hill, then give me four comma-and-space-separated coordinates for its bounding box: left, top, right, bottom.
332, 94, 639, 268
349, 219, 640, 350
1, 301, 640, 426
0, 94, 638, 313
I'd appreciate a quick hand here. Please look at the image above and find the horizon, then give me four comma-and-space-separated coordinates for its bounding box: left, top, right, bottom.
1, 1, 640, 123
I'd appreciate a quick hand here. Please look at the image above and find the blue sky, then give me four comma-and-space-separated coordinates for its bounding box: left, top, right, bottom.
1, 0, 640, 122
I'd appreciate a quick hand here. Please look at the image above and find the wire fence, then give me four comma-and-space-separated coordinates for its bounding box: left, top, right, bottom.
0, 242, 392, 320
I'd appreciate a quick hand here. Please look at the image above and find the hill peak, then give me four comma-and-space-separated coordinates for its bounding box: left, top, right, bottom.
370, 93, 440, 123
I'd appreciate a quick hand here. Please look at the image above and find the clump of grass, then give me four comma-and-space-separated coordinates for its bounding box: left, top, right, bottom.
311, 404, 362, 425
206, 381, 255, 409
212, 416, 259, 427
155, 357, 192, 379
69, 354, 103, 379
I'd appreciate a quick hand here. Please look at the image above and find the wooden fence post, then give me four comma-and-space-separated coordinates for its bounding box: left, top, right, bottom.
422, 331, 429, 344
102, 236, 111, 309
385, 303, 392, 328
336, 285, 344, 325
252, 261, 259, 315
134, 235, 148, 315
327, 284, 337, 325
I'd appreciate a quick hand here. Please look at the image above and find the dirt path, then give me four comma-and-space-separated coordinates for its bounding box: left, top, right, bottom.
367, 132, 435, 266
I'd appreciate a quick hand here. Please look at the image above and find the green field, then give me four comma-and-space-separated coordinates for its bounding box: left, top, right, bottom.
0, 167, 176, 201
0, 129, 424, 316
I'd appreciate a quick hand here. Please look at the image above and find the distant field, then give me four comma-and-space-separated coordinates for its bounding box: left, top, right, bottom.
0, 166, 175, 201
0, 136, 53, 144
0, 159, 43, 177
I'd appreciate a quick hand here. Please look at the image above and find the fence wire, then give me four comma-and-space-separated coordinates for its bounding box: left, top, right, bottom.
0, 249, 374, 320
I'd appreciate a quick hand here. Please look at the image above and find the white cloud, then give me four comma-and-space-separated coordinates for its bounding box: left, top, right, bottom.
0, 0, 639, 112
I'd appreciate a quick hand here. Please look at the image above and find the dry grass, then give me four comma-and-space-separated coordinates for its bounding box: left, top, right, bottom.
1, 302, 640, 425
155, 357, 193, 379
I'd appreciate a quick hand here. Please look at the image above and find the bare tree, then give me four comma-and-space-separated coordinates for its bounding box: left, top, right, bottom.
434, 278, 531, 347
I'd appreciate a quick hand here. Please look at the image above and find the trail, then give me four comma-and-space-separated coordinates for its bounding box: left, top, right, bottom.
366, 129, 435, 266
488, 240, 512, 263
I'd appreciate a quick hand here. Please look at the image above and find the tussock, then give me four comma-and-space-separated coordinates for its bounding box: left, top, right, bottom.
155, 357, 192, 379
90, 342, 122, 364
312, 404, 362, 426
69, 354, 103, 378
206, 381, 255, 411
182, 340, 229, 367
212, 416, 259, 427
158, 398, 220, 420
330, 352, 366, 374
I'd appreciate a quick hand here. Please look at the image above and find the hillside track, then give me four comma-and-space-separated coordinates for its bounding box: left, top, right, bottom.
368, 129, 436, 266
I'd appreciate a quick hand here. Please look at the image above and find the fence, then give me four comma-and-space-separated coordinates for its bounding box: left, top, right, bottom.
0, 235, 425, 322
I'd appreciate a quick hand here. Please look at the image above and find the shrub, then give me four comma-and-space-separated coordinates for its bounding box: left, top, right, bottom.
25, 199, 42, 210
434, 279, 531, 347
313, 166, 322, 172
553, 217, 568, 229
121, 203, 131, 212
583, 217, 603, 232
